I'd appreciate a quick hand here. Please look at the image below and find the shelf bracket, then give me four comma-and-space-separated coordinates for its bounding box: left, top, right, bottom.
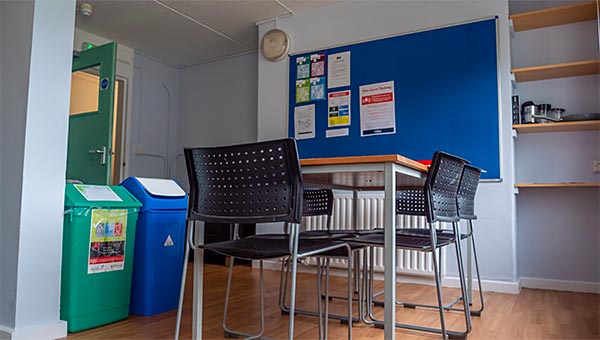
509, 19, 515, 38
514, 186, 519, 195
512, 129, 518, 140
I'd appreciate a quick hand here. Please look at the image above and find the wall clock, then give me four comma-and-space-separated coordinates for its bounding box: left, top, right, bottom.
261, 28, 290, 62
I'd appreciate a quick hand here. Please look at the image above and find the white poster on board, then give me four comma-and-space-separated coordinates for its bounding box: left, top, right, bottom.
327, 51, 350, 89
359, 81, 396, 137
294, 104, 316, 140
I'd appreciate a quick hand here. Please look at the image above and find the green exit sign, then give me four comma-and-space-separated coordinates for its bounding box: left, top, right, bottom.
81, 42, 95, 50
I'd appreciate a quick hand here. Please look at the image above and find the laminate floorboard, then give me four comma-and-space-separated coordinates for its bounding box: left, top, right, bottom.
64, 263, 599, 340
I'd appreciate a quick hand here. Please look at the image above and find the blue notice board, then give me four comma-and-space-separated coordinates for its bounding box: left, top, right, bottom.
288, 19, 500, 179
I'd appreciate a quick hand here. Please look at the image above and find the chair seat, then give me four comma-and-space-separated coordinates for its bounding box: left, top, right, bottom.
301, 229, 377, 238
369, 227, 467, 241
343, 233, 454, 251
396, 228, 468, 241
201, 237, 344, 261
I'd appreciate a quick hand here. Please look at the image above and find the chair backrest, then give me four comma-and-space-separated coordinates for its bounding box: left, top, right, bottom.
457, 164, 481, 220
184, 138, 303, 225
424, 151, 467, 223
396, 190, 426, 216
302, 188, 333, 217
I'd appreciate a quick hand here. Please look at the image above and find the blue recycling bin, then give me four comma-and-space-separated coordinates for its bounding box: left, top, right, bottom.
121, 177, 188, 316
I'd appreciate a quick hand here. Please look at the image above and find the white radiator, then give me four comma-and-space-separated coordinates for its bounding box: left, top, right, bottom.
303, 191, 446, 277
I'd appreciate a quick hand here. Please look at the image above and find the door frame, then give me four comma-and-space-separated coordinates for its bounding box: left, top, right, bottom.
74, 28, 134, 181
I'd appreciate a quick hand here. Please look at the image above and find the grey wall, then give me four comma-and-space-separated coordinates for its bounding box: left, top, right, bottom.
0, 0, 75, 337
257, 1, 518, 285
129, 53, 180, 180
176, 52, 258, 188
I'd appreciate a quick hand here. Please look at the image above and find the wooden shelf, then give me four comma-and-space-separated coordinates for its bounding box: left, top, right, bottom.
513, 120, 600, 133
510, 1, 598, 32
512, 60, 599, 82
515, 183, 600, 188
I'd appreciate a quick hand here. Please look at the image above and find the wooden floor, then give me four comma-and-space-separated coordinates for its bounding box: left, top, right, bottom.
65, 263, 599, 340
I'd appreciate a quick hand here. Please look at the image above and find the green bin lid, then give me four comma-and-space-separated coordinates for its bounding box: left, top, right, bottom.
64, 184, 142, 208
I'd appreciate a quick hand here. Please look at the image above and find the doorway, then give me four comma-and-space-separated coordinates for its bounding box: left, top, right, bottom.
69, 70, 126, 185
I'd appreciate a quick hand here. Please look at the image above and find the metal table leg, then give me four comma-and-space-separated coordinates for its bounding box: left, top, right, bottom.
383, 162, 397, 340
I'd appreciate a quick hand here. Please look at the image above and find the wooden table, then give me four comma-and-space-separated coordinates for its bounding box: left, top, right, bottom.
301, 155, 428, 340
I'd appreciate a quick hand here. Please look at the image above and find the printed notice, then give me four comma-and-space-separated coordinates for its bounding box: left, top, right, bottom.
88, 209, 127, 274
294, 104, 316, 140
75, 185, 122, 202
327, 51, 350, 89
310, 53, 326, 77
310, 76, 326, 101
359, 81, 396, 137
296, 79, 310, 103
328, 90, 351, 127
326, 128, 349, 138
296, 55, 310, 79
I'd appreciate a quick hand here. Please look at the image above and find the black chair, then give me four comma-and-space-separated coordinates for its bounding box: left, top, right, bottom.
348, 151, 471, 340
375, 164, 485, 317
277, 188, 365, 338
174, 139, 349, 340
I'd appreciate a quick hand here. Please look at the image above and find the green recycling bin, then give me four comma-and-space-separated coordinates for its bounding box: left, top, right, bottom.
61, 184, 142, 332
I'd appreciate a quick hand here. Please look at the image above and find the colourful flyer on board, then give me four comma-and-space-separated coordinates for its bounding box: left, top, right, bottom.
359, 81, 396, 136
88, 209, 128, 274
310, 53, 326, 77
296, 55, 310, 79
310, 76, 326, 101
328, 90, 351, 127
296, 79, 310, 103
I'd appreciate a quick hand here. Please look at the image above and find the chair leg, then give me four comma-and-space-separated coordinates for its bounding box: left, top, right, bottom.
174, 220, 192, 340
316, 258, 323, 340
324, 258, 330, 340
470, 221, 485, 316
288, 223, 300, 340
346, 246, 353, 340
279, 258, 289, 313
222, 257, 265, 339
452, 222, 472, 336
429, 227, 448, 340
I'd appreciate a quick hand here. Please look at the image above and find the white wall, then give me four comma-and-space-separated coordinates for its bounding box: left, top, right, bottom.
176, 52, 259, 188
0, 0, 75, 338
257, 1, 519, 286
129, 53, 180, 180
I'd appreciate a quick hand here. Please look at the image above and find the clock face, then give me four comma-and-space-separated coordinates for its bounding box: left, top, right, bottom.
261, 29, 290, 62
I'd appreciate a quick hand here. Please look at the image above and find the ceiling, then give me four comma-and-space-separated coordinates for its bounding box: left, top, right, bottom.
75, 0, 334, 67
75, 0, 590, 67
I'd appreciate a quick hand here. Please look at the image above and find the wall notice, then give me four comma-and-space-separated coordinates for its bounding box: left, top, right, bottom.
294, 104, 316, 140
327, 51, 350, 89
88, 209, 128, 274
359, 81, 396, 137
328, 90, 351, 127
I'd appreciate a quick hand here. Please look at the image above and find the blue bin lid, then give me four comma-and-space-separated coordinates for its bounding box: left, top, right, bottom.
121, 177, 188, 212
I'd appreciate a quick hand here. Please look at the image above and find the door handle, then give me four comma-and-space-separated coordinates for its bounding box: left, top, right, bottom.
88, 146, 107, 165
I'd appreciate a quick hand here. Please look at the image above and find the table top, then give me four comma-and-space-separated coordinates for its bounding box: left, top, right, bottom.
300, 154, 429, 173
300, 154, 428, 191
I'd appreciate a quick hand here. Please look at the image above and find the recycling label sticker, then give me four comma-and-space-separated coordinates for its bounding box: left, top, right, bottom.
164, 235, 174, 247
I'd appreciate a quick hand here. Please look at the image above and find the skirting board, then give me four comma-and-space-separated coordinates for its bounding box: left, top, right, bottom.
0, 320, 67, 340
520, 277, 600, 294
256, 260, 521, 294
442, 276, 521, 294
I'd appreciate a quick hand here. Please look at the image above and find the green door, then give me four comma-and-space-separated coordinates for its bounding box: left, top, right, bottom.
66, 42, 117, 185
